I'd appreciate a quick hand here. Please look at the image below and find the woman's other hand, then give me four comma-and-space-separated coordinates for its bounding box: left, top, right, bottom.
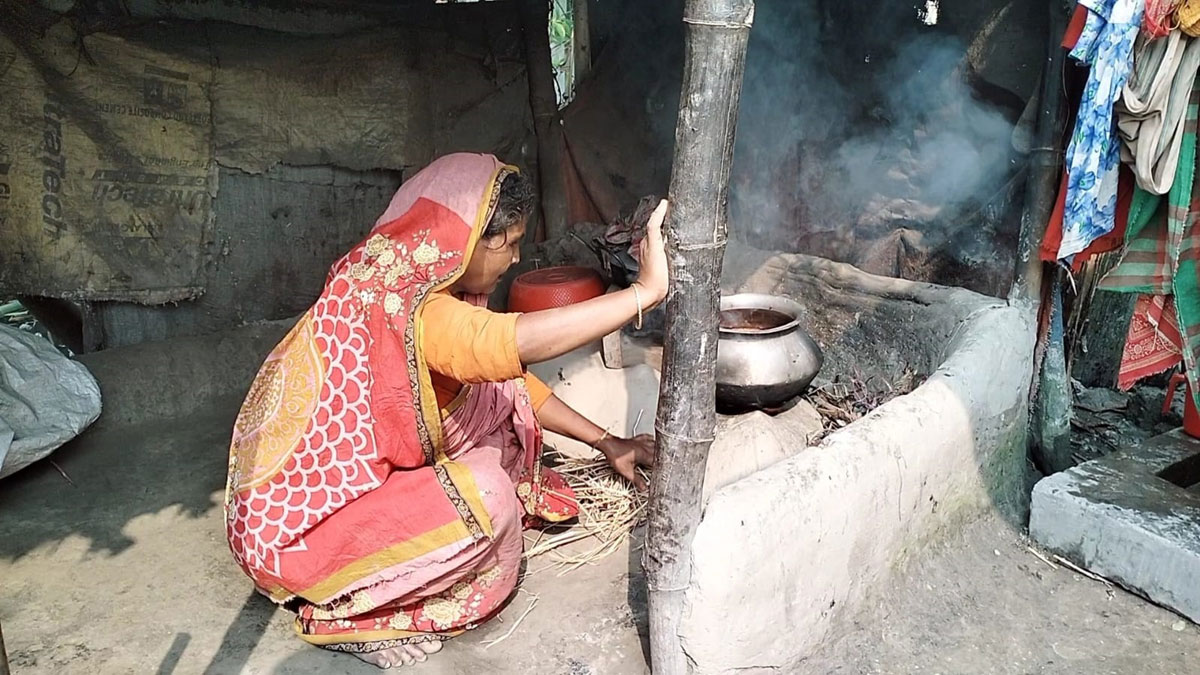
635, 200, 669, 306
597, 434, 655, 491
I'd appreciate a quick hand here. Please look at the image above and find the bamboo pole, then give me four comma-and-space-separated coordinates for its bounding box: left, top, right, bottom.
518, 0, 570, 242
572, 0, 591, 83
644, 1, 753, 673
1009, 4, 1071, 472
1009, 3, 1069, 304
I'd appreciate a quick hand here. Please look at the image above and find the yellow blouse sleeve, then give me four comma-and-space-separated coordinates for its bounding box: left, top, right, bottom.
420, 293, 524, 384
524, 371, 554, 412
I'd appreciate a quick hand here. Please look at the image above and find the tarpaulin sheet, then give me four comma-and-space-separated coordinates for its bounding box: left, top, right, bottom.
0, 10, 528, 307
0, 22, 216, 303
0, 324, 100, 480
210, 24, 434, 174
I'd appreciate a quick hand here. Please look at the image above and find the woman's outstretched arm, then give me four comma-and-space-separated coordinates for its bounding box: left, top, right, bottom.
514, 200, 669, 365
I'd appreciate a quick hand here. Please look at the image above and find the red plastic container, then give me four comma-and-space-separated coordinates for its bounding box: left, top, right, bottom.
507, 266, 606, 313
1164, 373, 1200, 438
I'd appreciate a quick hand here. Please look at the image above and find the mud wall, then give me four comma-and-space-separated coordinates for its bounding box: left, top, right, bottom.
3, 0, 1049, 348
681, 250, 1036, 672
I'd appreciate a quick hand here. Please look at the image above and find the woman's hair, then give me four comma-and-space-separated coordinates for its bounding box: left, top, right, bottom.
484, 171, 536, 238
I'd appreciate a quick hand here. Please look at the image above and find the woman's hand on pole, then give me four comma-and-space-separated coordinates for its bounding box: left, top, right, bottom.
514, 199, 671, 365
634, 200, 669, 307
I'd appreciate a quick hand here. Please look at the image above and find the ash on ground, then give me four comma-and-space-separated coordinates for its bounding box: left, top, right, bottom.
1070, 379, 1184, 463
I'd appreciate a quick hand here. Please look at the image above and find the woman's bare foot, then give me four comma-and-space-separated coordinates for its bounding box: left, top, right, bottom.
351, 640, 443, 669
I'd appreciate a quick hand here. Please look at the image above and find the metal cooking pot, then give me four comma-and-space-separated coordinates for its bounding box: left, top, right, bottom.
716, 293, 824, 411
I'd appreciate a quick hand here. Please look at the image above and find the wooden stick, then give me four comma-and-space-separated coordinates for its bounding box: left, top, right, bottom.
645, 2, 754, 673
1009, 3, 1070, 303
572, 0, 591, 82
482, 594, 540, 649
49, 460, 76, 487
517, 0, 569, 242
1052, 554, 1114, 587
0, 619, 10, 675
524, 528, 596, 558
1025, 545, 1060, 570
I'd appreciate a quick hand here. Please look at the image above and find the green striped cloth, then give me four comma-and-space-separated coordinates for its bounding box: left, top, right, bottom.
1101, 85, 1200, 402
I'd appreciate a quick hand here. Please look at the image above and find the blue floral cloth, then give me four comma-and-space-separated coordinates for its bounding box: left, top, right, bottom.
1058, 0, 1144, 259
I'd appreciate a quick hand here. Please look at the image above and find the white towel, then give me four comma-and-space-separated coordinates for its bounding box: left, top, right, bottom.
1117, 30, 1200, 194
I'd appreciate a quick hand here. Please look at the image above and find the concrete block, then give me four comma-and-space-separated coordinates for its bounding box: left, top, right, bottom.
1031, 431, 1200, 623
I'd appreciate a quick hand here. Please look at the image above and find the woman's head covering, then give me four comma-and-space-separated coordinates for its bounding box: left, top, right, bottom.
363, 152, 516, 291
375, 153, 507, 231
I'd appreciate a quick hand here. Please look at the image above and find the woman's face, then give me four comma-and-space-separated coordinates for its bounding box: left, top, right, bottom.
455, 217, 527, 295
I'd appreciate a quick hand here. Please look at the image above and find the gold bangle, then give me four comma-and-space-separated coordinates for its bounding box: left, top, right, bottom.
631, 283, 644, 330
592, 429, 610, 449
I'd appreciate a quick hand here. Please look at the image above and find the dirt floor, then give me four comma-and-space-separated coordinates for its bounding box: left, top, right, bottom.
803, 514, 1199, 675
0, 398, 649, 675
2, 388, 1198, 673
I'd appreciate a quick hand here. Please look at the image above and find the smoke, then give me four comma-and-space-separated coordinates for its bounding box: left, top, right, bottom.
838, 37, 1015, 216
729, 0, 1019, 277
729, 1, 848, 243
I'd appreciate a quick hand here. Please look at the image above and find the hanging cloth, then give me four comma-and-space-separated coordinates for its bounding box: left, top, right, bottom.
1178, 0, 1200, 36
1042, 167, 1135, 267
1066, 4, 1092, 48
1102, 87, 1200, 401
1116, 30, 1200, 195
1059, 0, 1145, 260
1118, 294, 1183, 389
1145, 0, 1182, 37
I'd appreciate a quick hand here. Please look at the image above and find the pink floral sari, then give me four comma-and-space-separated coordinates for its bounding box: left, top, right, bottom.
224, 154, 578, 653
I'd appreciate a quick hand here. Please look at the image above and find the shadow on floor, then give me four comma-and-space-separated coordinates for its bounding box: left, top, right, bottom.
625, 525, 651, 665
155, 632, 189, 675
0, 399, 241, 561
199, 590, 275, 675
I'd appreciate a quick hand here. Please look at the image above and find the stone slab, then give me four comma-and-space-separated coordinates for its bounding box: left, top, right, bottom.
78, 318, 293, 430
601, 329, 623, 369
1030, 430, 1200, 623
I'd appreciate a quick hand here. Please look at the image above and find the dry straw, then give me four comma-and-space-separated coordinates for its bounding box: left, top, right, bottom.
524, 451, 648, 575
